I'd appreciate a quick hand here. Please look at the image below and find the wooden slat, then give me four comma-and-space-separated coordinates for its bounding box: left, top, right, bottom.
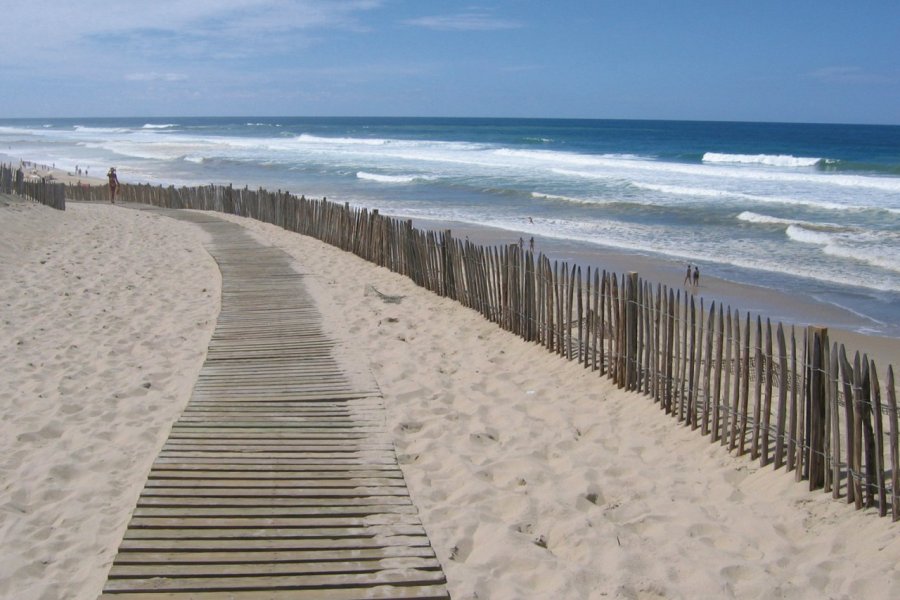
102, 569, 447, 593
137, 496, 414, 508
112, 547, 436, 565
127, 515, 421, 528
149, 470, 404, 479
118, 536, 433, 552
100, 584, 449, 599
122, 524, 427, 540
109, 557, 442, 578
132, 505, 419, 518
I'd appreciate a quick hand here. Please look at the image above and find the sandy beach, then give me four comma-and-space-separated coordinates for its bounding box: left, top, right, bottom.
1, 198, 898, 599
0, 198, 220, 599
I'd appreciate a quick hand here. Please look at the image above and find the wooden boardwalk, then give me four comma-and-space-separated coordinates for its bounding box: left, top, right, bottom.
101, 208, 449, 599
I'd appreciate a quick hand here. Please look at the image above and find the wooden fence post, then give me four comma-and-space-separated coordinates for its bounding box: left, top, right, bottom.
774, 324, 788, 468
625, 272, 639, 391
869, 362, 887, 517
807, 326, 828, 490
887, 366, 898, 521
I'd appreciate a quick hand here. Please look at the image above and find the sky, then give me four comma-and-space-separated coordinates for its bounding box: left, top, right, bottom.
0, 1, 898, 124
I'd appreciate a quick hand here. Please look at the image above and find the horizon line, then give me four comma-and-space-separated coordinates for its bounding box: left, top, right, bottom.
1, 115, 899, 128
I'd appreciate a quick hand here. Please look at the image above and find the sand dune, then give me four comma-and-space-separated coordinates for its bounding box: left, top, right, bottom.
1, 200, 897, 599
0, 200, 219, 599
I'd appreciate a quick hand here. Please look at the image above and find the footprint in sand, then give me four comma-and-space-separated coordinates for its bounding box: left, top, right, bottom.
399, 420, 423, 432
449, 538, 474, 562
469, 429, 499, 443
396, 453, 420, 464
581, 488, 606, 508
513, 522, 534, 535
720, 563, 759, 584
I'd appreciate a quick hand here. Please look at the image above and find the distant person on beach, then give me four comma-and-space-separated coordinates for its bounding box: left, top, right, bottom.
693, 266, 700, 288
684, 264, 692, 287
529, 237, 534, 252
107, 167, 119, 203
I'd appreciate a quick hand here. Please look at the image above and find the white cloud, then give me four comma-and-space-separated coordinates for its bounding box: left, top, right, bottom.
125, 72, 188, 82
404, 10, 522, 31
805, 66, 895, 85
0, 1, 383, 64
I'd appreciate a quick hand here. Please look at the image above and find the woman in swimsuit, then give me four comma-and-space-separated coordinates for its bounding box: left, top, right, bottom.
107, 167, 118, 203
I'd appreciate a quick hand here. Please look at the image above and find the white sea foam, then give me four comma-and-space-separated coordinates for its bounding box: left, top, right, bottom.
142, 124, 177, 129
786, 225, 832, 245
297, 134, 389, 146
357, 171, 423, 184
634, 182, 861, 211
73, 125, 132, 134
823, 244, 900, 273
782, 226, 900, 272
737, 212, 852, 232
634, 182, 737, 199
531, 191, 614, 205
738, 211, 800, 226
0, 125, 39, 136
702, 152, 822, 168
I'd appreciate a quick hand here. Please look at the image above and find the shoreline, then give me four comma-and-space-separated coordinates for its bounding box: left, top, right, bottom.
0, 154, 107, 186
408, 216, 900, 368
7, 154, 898, 365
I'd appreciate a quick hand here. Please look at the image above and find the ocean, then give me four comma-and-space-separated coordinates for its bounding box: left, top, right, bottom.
1, 117, 898, 336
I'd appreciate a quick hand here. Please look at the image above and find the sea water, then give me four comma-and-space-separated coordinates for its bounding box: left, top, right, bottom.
1, 117, 898, 335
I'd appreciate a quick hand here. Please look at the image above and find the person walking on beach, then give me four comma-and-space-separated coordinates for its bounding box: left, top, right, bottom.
107, 167, 119, 203
692, 266, 700, 289
684, 264, 692, 287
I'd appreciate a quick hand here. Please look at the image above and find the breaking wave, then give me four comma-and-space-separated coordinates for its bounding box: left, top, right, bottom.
702, 152, 822, 168
357, 171, 426, 184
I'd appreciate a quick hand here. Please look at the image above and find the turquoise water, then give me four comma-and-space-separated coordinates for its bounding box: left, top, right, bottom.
1, 117, 898, 334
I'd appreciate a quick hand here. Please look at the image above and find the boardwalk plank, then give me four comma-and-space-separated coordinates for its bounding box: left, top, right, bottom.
127, 515, 422, 528
132, 506, 419, 518
103, 570, 446, 593
149, 469, 404, 479
137, 496, 414, 508
118, 536, 433, 551
112, 547, 436, 565
109, 557, 442, 577
122, 524, 427, 540
100, 583, 449, 599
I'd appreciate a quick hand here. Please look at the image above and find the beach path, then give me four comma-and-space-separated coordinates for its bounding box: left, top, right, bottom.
100, 207, 449, 599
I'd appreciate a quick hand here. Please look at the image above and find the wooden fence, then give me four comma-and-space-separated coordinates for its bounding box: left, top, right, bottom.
0, 164, 66, 210
66, 180, 900, 522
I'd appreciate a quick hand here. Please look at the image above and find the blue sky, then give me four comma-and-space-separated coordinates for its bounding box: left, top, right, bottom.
1, 1, 898, 123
